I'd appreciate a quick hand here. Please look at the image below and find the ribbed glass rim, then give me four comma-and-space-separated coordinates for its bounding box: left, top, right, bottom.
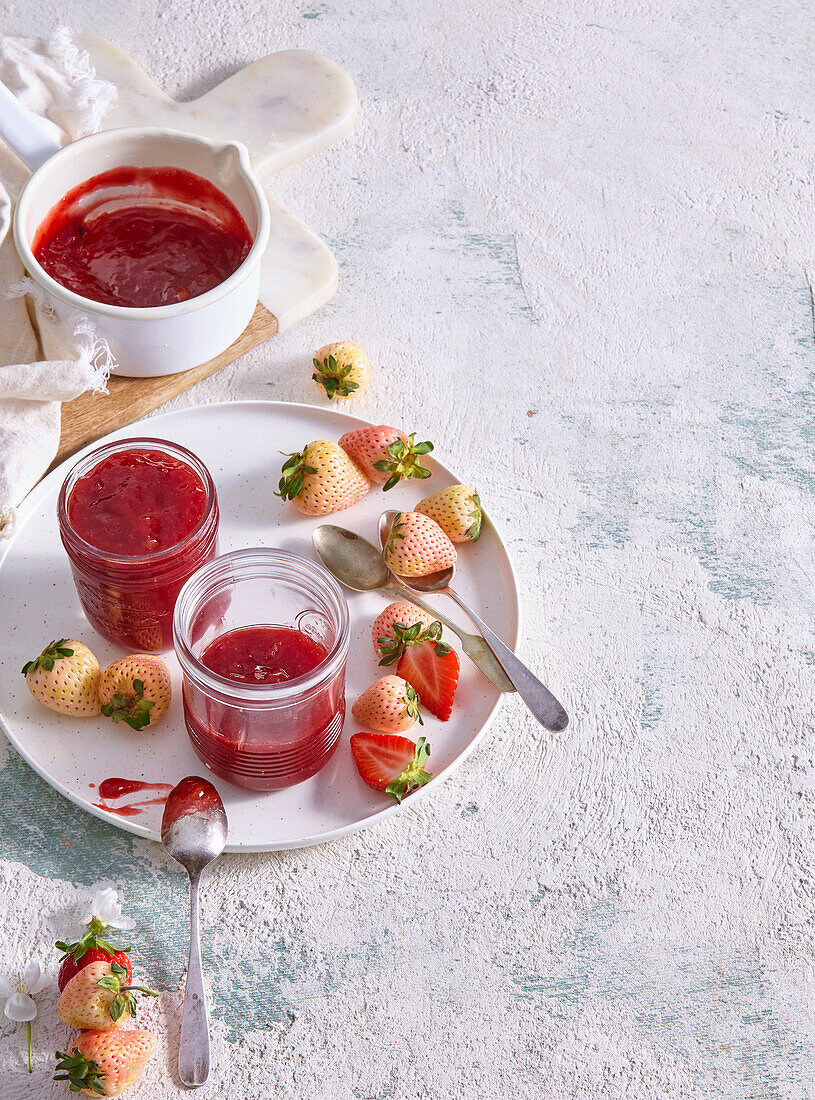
57, 436, 217, 564
173, 547, 351, 702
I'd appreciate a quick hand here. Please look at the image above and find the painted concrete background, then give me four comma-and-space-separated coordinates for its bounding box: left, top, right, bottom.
1, 1, 814, 1097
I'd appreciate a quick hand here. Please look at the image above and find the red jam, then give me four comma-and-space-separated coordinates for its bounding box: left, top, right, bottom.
201, 626, 328, 684
161, 776, 224, 835
32, 166, 252, 308
67, 449, 208, 555
183, 626, 343, 790
59, 440, 218, 652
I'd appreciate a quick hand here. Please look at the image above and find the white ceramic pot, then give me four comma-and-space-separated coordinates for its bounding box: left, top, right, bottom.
12, 127, 270, 377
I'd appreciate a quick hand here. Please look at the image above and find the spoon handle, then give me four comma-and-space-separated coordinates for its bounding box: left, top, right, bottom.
179, 872, 210, 1087
388, 583, 516, 692
443, 588, 569, 732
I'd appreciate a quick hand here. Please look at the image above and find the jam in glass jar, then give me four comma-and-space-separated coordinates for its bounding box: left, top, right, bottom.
57, 437, 219, 651
173, 548, 349, 791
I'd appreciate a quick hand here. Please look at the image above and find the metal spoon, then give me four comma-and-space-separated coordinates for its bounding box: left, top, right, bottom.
161, 777, 228, 1088
312, 524, 515, 692
378, 511, 569, 733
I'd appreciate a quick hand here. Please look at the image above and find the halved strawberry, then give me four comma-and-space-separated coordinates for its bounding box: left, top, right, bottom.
397, 640, 460, 721
350, 732, 432, 803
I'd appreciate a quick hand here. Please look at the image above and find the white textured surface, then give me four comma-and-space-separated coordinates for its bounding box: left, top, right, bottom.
0, 2, 813, 1098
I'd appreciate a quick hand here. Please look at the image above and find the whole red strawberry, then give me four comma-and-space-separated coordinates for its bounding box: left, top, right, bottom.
58, 946, 132, 993
339, 426, 434, 490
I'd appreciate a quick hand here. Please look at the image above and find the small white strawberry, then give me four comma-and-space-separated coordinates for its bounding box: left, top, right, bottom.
416, 484, 482, 543
277, 440, 370, 515
371, 602, 434, 661
99, 654, 172, 730
21, 639, 101, 717
339, 425, 434, 489
351, 675, 423, 734
312, 341, 371, 400
382, 512, 457, 578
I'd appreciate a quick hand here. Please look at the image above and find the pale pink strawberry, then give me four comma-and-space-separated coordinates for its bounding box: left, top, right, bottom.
416, 484, 482, 543
371, 602, 434, 661
382, 512, 457, 578
351, 675, 423, 734
99, 654, 172, 730
55, 1029, 157, 1097
57, 960, 157, 1029
21, 639, 101, 717
339, 426, 434, 489
277, 440, 370, 515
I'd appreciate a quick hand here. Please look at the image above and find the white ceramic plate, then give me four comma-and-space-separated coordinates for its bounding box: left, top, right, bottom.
0, 401, 519, 851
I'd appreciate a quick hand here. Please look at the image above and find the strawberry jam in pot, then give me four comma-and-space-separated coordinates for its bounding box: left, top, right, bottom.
32, 166, 253, 308
174, 549, 350, 791
58, 438, 219, 651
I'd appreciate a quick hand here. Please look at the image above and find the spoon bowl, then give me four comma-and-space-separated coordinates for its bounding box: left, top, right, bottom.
161, 777, 228, 1088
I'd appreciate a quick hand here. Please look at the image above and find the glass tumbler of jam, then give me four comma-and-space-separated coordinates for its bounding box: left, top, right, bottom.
173, 548, 350, 791
57, 437, 219, 651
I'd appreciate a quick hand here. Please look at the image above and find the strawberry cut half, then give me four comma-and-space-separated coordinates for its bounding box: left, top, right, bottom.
350, 732, 432, 803
397, 640, 460, 721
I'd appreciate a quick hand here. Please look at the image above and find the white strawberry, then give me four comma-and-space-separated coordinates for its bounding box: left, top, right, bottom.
99, 654, 172, 730
416, 484, 482, 542
312, 340, 371, 400
277, 440, 370, 515
21, 639, 100, 717
371, 602, 434, 661
351, 675, 423, 734
382, 512, 457, 578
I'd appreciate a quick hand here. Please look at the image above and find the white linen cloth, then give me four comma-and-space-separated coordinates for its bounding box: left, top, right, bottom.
0, 29, 117, 536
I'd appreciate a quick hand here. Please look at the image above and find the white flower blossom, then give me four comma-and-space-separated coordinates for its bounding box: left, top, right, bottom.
0, 959, 49, 1023
82, 887, 136, 931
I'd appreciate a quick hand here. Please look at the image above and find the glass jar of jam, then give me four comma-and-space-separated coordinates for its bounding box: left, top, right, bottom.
173, 548, 350, 791
57, 438, 219, 651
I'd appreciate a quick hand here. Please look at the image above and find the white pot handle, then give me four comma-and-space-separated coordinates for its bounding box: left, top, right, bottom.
0, 81, 62, 172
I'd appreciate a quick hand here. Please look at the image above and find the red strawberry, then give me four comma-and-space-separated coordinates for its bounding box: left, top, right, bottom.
58, 947, 132, 993
397, 639, 460, 721
99, 654, 172, 730
383, 511, 457, 578
55, 1029, 157, 1097
350, 732, 432, 803
277, 440, 370, 515
56, 916, 132, 991
371, 602, 434, 661
351, 675, 422, 733
339, 426, 434, 490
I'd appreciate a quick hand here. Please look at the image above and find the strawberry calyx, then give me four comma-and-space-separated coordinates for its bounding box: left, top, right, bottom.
385, 736, 432, 803
383, 514, 405, 561
100, 679, 155, 731
54, 1048, 106, 1095
466, 491, 483, 541
97, 962, 158, 1022
21, 638, 74, 675
378, 619, 451, 666
312, 353, 360, 399
402, 683, 423, 726
56, 917, 131, 966
373, 433, 434, 492
276, 449, 318, 501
